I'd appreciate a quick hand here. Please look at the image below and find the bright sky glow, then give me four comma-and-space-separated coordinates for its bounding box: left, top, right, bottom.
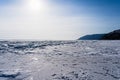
0, 0, 120, 40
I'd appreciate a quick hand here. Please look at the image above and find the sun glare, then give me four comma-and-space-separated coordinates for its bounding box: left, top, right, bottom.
26, 0, 45, 12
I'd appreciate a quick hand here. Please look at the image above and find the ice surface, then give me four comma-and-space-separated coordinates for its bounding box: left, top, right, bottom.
0, 40, 120, 80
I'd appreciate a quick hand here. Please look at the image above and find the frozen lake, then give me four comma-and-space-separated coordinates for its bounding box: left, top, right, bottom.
0, 40, 120, 80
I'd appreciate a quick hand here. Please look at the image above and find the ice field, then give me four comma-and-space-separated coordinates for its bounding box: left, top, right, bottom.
0, 40, 120, 80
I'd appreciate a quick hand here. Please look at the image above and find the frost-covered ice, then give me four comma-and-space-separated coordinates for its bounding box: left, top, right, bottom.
0, 40, 120, 80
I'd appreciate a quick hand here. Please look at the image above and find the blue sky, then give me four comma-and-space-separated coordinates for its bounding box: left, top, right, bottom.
0, 0, 120, 40
51, 0, 120, 17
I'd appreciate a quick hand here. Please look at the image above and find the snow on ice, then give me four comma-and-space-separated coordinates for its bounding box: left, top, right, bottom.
0, 40, 120, 80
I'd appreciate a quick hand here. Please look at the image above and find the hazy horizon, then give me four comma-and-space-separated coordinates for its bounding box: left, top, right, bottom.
0, 0, 120, 40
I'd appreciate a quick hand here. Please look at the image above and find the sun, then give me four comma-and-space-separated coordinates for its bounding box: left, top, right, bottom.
26, 0, 44, 12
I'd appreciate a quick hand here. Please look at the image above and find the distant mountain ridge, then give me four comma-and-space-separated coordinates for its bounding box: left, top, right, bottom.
78, 34, 105, 40
78, 29, 120, 40
102, 29, 120, 40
